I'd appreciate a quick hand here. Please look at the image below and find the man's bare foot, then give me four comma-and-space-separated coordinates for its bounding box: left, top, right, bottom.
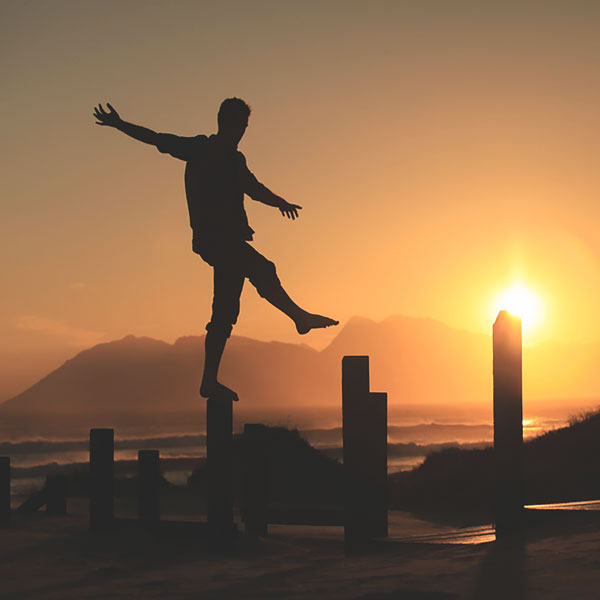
295, 313, 339, 335
200, 381, 239, 402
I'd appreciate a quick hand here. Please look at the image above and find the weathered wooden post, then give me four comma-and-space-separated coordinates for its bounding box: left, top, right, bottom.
89, 428, 114, 531
242, 423, 269, 537
1, 457, 9, 528
493, 310, 524, 538
138, 450, 160, 524
207, 398, 234, 547
46, 474, 67, 516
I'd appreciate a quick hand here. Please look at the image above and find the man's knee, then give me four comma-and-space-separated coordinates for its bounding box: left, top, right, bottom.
208, 280, 242, 339
205, 320, 234, 339
206, 301, 240, 339
249, 259, 280, 298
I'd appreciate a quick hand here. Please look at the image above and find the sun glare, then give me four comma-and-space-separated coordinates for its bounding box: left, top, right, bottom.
493, 282, 544, 336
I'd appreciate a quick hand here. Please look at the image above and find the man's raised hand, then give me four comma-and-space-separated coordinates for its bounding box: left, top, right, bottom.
279, 200, 303, 220
93, 103, 121, 128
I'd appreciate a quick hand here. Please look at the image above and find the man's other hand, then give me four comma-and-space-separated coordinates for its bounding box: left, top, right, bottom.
93, 103, 121, 128
279, 200, 302, 220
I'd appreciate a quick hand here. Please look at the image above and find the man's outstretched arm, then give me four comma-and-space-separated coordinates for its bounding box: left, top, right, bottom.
93, 103, 159, 145
244, 165, 303, 220
93, 103, 199, 160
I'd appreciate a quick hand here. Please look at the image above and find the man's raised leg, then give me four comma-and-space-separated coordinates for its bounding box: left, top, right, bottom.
244, 244, 338, 334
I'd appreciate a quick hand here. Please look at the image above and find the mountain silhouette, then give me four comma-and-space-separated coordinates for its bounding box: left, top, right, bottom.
1, 315, 600, 436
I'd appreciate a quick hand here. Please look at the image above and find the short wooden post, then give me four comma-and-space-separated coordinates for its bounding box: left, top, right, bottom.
343, 355, 371, 548
46, 474, 67, 516
138, 450, 160, 523
0, 457, 9, 528
207, 398, 234, 547
89, 428, 114, 531
243, 424, 269, 537
493, 311, 524, 538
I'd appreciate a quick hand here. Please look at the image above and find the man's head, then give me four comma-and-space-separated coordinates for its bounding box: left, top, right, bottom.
217, 97, 251, 147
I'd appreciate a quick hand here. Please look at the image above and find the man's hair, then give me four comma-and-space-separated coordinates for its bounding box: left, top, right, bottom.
218, 97, 251, 127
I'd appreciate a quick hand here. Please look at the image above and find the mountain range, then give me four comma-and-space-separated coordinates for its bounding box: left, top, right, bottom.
1, 315, 599, 434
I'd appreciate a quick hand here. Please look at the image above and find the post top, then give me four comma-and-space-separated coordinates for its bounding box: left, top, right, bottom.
494, 310, 522, 328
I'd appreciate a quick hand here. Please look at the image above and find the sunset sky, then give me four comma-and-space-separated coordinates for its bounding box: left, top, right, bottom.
2, 0, 600, 401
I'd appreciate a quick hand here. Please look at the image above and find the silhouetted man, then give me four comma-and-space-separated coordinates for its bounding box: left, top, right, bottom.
93, 99, 338, 402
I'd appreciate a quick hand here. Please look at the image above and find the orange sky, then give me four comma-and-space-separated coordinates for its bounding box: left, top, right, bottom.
2, 1, 600, 400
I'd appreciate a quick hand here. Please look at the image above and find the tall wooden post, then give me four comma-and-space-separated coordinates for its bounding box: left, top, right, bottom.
138, 450, 160, 523
89, 428, 114, 531
207, 398, 234, 547
0, 457, 9, 528
242, 424, 269, 537
46, 474, 67, 516
493, 311, 524, 538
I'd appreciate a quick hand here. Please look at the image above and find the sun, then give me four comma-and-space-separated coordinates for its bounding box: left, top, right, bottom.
492, 282, 545, 336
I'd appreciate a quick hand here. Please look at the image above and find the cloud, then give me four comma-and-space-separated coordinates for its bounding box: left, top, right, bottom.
14, 315, 106, 348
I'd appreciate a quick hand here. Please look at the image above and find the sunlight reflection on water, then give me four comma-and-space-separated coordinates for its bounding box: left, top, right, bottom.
526, 500, 600, 511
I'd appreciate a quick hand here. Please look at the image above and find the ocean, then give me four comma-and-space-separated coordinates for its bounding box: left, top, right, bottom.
3, 401, 596, 499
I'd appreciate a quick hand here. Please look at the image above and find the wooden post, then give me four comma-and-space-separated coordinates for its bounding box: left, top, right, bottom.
493, 311, 524, 538
343, 355, 371, 548
89, 428, 114, 531
243, 424, 269, 537
46, 474, 67, 516
138, 450, 160, 523
366, 392, 388, 538
207, 398, 234, 547
0, 457, 9, 528
343, 358, 389, 549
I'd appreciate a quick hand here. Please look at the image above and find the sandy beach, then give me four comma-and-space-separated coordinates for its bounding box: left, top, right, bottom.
2, 504, 600, 600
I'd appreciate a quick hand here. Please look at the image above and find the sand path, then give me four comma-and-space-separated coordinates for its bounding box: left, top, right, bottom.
1, 507, 600, 599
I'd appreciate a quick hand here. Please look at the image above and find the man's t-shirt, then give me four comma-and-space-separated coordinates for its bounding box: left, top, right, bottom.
156, 133, 270, 245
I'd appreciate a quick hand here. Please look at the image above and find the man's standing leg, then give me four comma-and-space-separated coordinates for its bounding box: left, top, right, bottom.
200, 258, 245, 401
